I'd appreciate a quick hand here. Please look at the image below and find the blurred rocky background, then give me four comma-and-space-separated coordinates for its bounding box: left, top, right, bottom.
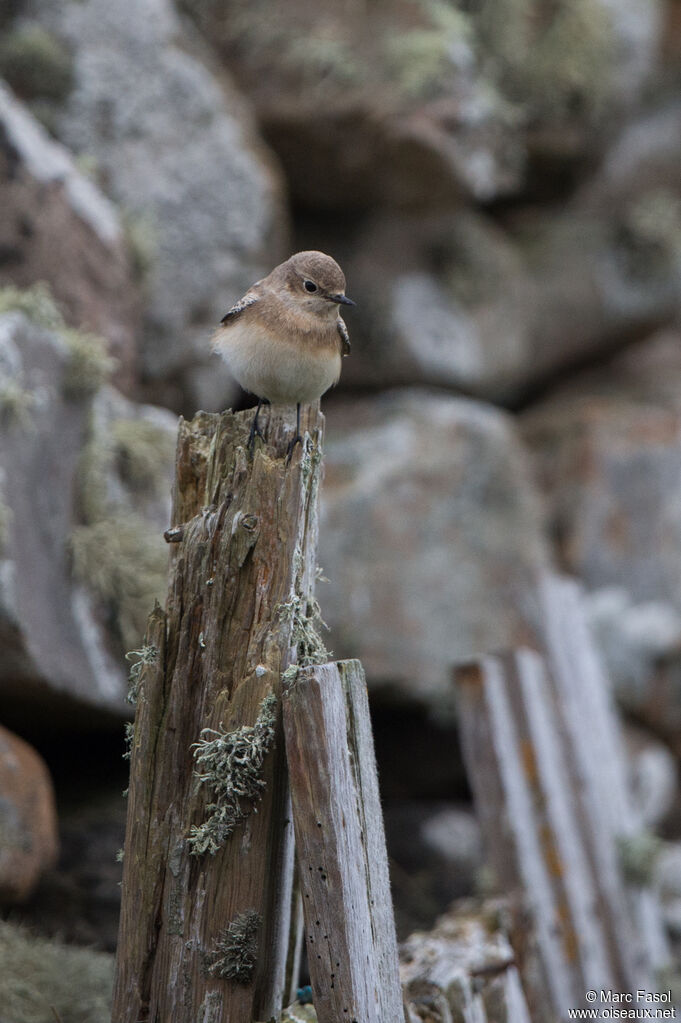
1, 0, 681, 1018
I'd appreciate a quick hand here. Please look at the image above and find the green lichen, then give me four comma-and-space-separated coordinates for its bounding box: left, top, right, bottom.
473, 0, 615, 121
0, 23, 74, 102
284, 33, 362, 86
0, 282, 63, 331
0, 376, 35, 427
278, 592, 330, 669
0, 918, 113, 1023
61, 328, 117, 399
187, 691, 278, 856
618, 830, 663, 888
385, 1, 473, 100
206, 909, 261, 983
121, 209, 157, 282
112, 418, 175, 493
620, 189, 681, 271
70, 515, 168, 652
0, 491, 12, 555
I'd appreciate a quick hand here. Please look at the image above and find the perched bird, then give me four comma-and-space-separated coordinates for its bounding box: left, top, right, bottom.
213, 250, 354, 458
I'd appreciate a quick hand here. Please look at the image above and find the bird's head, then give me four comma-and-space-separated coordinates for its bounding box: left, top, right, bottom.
281, 250, 355, 317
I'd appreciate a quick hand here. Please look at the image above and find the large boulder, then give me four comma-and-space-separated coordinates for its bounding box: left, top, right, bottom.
182, 0, 662, 210
340, 175, 681, 402
0, 295, 176, 728
19, 0, 288, 412
0, 82, 139, 388
319, 390, 551, 701
0, 724, 58, 903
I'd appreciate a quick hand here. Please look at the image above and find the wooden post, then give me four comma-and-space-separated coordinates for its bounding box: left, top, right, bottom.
112, 405, 323, 1023
282, 659, 406, 1023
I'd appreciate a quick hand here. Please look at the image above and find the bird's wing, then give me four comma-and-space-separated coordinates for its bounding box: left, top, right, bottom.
219, 288, 260, 325
337, 316, 351, 357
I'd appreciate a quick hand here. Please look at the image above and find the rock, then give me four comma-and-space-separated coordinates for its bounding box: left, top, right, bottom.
342, 185, 681, 402
15, 784, 127, 952
655, 842, 681, 937
0, 918, 113, 1023
319, 390, 551, 701
182, 0, 662, 210
21, 0, 288, 412
0, 724, 58, 902
0, 82, 139, 388
0, 298, 176, 727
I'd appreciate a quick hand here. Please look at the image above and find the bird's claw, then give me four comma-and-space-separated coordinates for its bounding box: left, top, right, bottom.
285, 434, 303, 465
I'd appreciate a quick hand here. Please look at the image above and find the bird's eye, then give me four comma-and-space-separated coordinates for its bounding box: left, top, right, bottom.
304, 280, 318, 293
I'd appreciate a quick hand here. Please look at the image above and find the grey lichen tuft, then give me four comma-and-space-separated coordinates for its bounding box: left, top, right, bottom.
206, 909, 261, 984
125, 644, 158, 705
278, 592, 331, 670
187, 691, 277, 856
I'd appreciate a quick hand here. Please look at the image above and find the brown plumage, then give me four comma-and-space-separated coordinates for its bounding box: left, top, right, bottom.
213, 251, 353, 408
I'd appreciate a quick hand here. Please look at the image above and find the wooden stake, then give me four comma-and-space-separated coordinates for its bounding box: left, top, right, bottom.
282, 659, 405, 1023
112, 405, 322, 1023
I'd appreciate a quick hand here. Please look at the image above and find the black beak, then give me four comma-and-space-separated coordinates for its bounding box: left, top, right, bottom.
328, 293, 356, 307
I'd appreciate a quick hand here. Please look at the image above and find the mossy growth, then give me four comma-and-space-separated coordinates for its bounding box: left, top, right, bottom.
61, 328, 117, 399
0, 375, 35, 427
0, 283, 116, 399
0, 23, 74, 103
206, 909, 261, 984
187, 691, 277, 856
0, 487, 12, 555
618, 830, 663, 887
112, 418, 175, 493
385, 0, 473, 100
70, 515, 168, 653
472, 0, 615, 121
284, 33, 362, 86
0, 282, 63, 331
121, 209, 157, 282
619, 189, 681, 273
0, 918, 113, 1023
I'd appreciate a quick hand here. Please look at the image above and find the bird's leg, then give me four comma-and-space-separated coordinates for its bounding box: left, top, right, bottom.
286, 403, 303, 464
248, 397, 268, 450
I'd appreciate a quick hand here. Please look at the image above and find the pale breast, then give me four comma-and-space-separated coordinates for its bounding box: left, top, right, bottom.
213, 321, 342, 405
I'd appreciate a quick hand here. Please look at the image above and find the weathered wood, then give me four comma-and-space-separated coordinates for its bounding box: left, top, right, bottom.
537, 574, 670, 988
282, 659, 405, 1023
400, 900, 533, 1023
456, 589, 674, 1021
113, 404, 323, 1023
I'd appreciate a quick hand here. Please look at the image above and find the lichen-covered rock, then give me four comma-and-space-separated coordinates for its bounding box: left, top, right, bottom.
181, 0, 662, 210
20, 0, 288, 411
0, 82, 139, 388
0, 918, 113, 1023
319, 390, 551, 701
0, 298, 176, 726
342, 183, 681, 402
0, 724, 58, 903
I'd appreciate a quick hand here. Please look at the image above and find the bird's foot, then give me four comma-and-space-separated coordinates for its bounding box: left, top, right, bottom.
285, 434, 303, 465
247, 418, 266, 452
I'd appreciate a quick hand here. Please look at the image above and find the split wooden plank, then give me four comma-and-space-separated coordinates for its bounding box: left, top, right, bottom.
538, 573, 671, 989
282, 659, 406, 1023
113, 405, 323, 1023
